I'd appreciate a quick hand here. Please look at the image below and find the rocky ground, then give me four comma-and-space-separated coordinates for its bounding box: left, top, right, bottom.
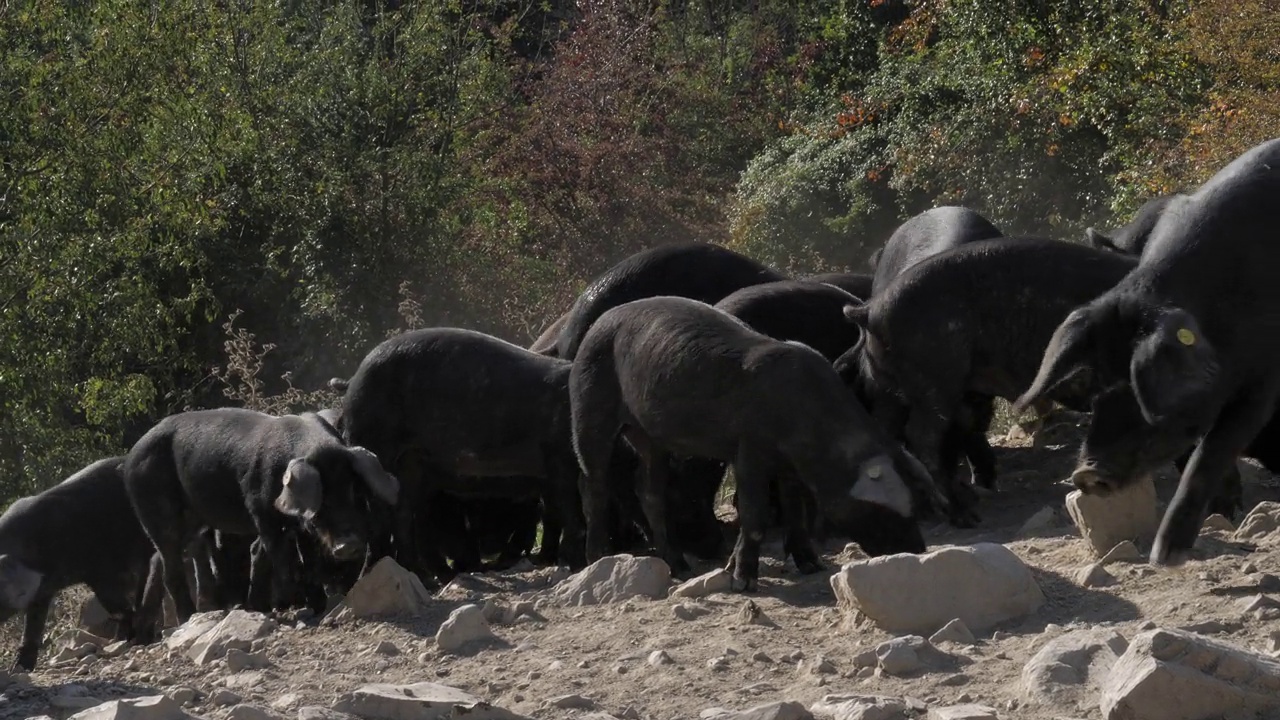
7, 410, 1280, 720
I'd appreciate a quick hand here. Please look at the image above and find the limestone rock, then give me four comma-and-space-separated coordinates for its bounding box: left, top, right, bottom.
1075, 563, 1117, 588
1201, 514, 1236, 533
342, 557, 434, 619
671, 569, 733, 599
545, 554, 671, 606
831, 543, 1044, 635
648, 650, 674, 666
67, 696, 189, 720
700, 701, 813, 720
1065, 476, 1158, 557
1021, 629, 1128, 705
808, 694, 907, 720
544, 695, 596, 710
78, 595, 117, 639
929, 619, 976, 646
673, 602, 712, 621
1099, 541, 1141, 566
188, 610, 277, 665
1016, 506, 1062, 539
163, 611, 226, 651
332, 682, 531, 720
875, 635, 949, 676
926, 706, 998, 720
298, 708, 360, 720
227, 648, 270, 673
1100, 628, 1280, 719
434, 604, 495, 653
1235, 502, 1280, 542
213, 690, 244, 707
227, 705, 281, 720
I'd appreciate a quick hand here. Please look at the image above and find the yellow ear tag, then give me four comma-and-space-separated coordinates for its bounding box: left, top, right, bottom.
1176, 328, 1196, 346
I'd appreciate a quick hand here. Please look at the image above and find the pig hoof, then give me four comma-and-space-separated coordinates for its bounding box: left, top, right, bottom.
795, 558, 824, 575
730, 575, 758, 593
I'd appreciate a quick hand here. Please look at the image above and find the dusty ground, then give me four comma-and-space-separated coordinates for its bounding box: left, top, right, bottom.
7, 409, 1280, 720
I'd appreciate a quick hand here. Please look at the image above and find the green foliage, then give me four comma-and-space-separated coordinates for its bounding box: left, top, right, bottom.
0, 0, 1267, 509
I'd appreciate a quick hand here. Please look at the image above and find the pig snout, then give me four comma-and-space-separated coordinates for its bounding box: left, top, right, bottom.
1070, 463, 1117, 495
330, 537, 366, 562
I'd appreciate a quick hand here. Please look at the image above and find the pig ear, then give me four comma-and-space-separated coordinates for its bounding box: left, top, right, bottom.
891, 446, 950, 519
1085, 227, 1121, 253
1129, 308, 1219, 425
348, 446, 399, 506
1013, 307, 1099, 414
842, 302, 870, 329
0, 554, 43, 610
275, 459, 323, 521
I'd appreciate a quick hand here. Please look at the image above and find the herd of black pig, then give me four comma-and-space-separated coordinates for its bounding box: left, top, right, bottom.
4, 138, 1280, 672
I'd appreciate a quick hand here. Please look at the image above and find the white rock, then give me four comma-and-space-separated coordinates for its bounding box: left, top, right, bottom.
1016, 506, 1061, 538
163, 611, 226, 651
188, 610, 277, 665
1099, 541, 1141, 565
1235, 502, 1280, 541
67, 696, 189, 720
271, 694, 301, 710
926, 706, 998, 720
1065, 476, 1159, 556
298, 708, 359, 720
831, 543, 1044, 635
699, 701, 813, 720
544, 554, 671, 606
648, 650, 675, 666
1201, 514, 1236, 533
226, 648, 270, 672
58, 628, 111, 651
332, 682, 531, 719
79, 594, 116, 638
673, 602, 712, 621
1021, 628, 1128, 705
1075, 563, 1117, 588
875, 635, 948, 676
227, 705, 280, 720
543, 695, 596, 710
1100, 628, 1280, 719
168, 688, 198, 705
212, 690, 244, 707
342, 557, 435, 619
808, 694, 907, 720
434, 604, 495, 653
101, 640, 130, 658
929, 619, 976, 646
671, 569, 733, 599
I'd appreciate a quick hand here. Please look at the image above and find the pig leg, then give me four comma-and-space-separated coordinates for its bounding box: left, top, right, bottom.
778, 478, 823, 574
725, 443, 775, 592
904, 401, 980, 528
624, 428, 687, 575
13, 593, 51, 671
1153, 387, 1278, 565
1173, 451, 1244, 520
544, 451, 586, 569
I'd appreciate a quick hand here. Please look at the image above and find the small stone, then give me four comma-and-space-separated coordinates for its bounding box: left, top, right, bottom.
941, 673, 970, 686
810, 694, 905, 720
927, 704, 998, 720
1100, 541, 1142, 565
1016, 506, 1061, 538
544, 694, 596, 710
671, 569, 733, 599
100, 640, 130, 659
577, 660, 591, 669
752, 651, 773, 664
271, 694, 301, 710
297, 709, 359, 720
649, 650, 675, 666
1201, 513, 1236, 533
435, 604, 496, 653
736, 599, 773, 626
545, 554, 672, 606
226, 648, 269, 673
875, 635, 941, 676
169, 687, 198, 705
807, 656, 837, 675
673, 602, 711, 621
212, 689, 243, 706
1242, 561, 1259, 574
371, 640, 399, 656
67, 696, 187, 719
708, 656, 730, 672
1076, 563, 1117, 588
930, 619, 977, 646
227, 705, 277, 720
786, 650, 805, 663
